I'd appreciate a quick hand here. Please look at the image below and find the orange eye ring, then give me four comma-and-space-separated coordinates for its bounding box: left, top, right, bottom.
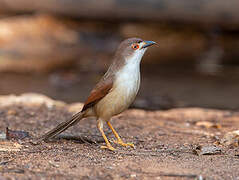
132, 44, 139, 50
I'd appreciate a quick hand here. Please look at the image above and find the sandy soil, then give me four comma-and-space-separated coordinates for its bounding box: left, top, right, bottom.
0, 94, 239, 180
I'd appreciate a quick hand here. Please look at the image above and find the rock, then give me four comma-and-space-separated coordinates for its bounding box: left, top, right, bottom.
0, 14, 120, 73
194, 145, 222, 155
220, 130, 239, 147
195, 121, 221, 129
67, 103, 84, 113
0, 14, 79, 72
0, 93, 65, 107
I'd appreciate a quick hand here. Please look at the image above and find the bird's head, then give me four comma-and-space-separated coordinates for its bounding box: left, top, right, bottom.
115, 37, 156, 63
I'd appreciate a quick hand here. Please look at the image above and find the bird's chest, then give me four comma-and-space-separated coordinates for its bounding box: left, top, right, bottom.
108, 62, 140, 113
115, 65, 140, 98
95, 57, 141, 119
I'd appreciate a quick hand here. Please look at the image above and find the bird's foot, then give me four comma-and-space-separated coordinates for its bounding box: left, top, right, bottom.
114, 140, 135, 148
100, 144, 115, 151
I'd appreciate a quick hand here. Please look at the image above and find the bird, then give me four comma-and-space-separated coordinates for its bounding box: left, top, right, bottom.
40, 38, 156, 151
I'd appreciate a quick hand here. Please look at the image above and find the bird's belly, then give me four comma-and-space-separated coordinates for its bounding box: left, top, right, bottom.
95, 77, 140, 120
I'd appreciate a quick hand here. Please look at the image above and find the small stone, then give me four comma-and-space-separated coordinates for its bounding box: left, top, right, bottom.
7, 109, 17, 115
196, 121, 221, 129
220, 130, 239, 147
194, 145, 222, 155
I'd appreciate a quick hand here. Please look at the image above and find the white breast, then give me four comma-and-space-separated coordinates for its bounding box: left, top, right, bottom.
95, 49, 146, 119
109, 50, 146, 112
115, 56, 141, 99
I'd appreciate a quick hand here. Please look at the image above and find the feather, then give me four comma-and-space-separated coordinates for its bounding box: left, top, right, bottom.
39, 112, 84, 141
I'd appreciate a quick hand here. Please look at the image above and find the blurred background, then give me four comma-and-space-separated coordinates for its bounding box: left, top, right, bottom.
0, 0, 239, 110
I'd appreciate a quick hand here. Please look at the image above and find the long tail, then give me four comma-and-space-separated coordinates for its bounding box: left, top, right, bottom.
39, 112, 84, 141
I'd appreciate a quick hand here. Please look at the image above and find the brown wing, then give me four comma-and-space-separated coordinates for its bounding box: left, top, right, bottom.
81, 76, 113, 112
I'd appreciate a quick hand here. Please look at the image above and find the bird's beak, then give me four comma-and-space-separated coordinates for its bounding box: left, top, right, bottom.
141, 41, 156, 49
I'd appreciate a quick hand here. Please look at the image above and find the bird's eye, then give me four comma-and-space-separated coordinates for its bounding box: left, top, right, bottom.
131, 44, 139, 50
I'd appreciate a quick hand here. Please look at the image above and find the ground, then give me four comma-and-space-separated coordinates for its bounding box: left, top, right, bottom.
0, 94, 239, 180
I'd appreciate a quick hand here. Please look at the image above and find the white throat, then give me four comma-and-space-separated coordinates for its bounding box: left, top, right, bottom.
115, 49, 146, 101
120, 48, 146, 74
117, 48, 146, 79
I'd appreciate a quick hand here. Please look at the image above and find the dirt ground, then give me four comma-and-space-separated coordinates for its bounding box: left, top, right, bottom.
0, 94, 239, 180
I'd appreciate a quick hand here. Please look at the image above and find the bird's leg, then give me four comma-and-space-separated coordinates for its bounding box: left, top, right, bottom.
107, 121, 134, 148
97, 119, 115, 151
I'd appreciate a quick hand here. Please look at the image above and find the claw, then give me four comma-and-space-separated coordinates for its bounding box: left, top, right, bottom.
100, 145, 116, 151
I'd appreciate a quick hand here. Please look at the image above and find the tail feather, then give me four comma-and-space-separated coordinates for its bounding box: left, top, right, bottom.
39, 112, 84, 141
